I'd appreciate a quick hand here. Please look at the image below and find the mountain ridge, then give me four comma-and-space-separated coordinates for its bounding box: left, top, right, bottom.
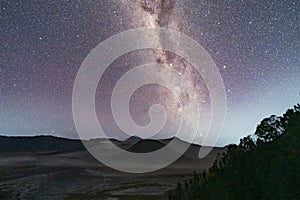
0, 134, 225, 156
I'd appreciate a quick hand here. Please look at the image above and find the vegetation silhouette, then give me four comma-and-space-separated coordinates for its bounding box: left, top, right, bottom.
169, 103, 300, 199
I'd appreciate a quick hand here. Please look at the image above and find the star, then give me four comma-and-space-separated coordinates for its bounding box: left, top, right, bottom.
0, 0, 298, 146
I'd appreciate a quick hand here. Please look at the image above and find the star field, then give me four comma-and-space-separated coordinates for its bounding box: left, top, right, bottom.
0, 0, 299, 146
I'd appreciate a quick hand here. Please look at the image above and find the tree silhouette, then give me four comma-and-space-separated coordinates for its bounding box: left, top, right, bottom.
254, 115, 284, 143
169, 103, 300, 200
239, 135, 255, 151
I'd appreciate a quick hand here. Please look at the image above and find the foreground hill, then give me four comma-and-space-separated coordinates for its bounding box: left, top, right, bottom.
169, 104, 300, 199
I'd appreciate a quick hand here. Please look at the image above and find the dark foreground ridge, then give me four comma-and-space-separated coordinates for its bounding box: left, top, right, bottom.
169, 104, 300, 199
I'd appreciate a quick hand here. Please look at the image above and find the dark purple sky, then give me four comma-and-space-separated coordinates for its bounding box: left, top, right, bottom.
0, 0, 299, 146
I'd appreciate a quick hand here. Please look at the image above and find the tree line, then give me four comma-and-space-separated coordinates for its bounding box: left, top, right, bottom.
169, 103, 300, 199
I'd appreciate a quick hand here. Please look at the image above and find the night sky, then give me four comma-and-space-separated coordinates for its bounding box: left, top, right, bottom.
0, 0, 299, 146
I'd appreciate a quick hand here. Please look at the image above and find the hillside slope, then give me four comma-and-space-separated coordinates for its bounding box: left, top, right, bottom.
170, 104, 300, 199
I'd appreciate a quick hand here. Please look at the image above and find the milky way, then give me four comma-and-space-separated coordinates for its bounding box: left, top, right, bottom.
119, 0, 210, 139
0, 0, 299, 146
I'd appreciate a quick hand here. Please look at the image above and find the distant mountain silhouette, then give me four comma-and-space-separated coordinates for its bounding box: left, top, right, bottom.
0, 135, 225, 160
124, 135, 142, 144
127, 139, 166, 153
0, 135, 85, 153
